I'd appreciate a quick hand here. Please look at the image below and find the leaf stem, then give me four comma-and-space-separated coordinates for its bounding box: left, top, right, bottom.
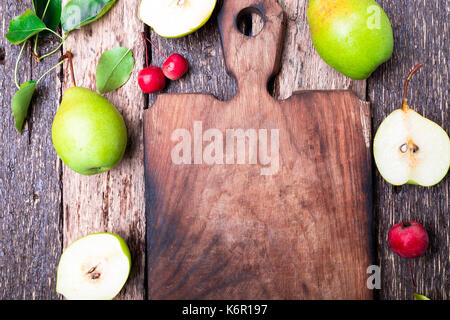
14, 41, 27, 89
36, 58, 67, 84
42, 0, 51, 20
34, 35, 39, 57
45, 28, 71, 52
38, 34, 68, 61
33, 0, 52, 57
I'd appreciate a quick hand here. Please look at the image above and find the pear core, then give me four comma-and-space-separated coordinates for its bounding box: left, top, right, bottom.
373, 108, 450, 186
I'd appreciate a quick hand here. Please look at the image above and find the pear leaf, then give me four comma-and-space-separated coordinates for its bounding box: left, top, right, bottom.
96, 47, 134, 94
414, 293, 431, 300
61, 0, 117, 32
6, 9, 47, 45
33, 0, 62, 32
12, 81, 37, 134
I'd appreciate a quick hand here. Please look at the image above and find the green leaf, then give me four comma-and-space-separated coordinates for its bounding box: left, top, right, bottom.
61, 0, 117, 32
12, 81, 37, 133
6, 9, 47, 45
96, 47, 135, 94
414, 293, 431, 300
33, 0, 62, 31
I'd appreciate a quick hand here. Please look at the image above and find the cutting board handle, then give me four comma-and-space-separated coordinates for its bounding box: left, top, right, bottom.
218, 0, 286, 93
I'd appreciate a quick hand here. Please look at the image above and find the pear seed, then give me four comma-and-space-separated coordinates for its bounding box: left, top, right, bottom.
87, 266, 96, 274
400, 144, 408, 153
91, 273, 101, 280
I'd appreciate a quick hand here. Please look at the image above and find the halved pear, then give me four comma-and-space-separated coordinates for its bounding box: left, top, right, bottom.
56, 233, 131, 300
139, 0, 217, 38
373, 64, 450, 187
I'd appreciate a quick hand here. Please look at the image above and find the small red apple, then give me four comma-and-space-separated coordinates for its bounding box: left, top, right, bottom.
388, 221, 429, 259
138, 66, 166, 93
163, 53, 189, 80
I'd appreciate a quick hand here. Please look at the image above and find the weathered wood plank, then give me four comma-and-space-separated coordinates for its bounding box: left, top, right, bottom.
146, 3, 236, 301
0, 0, 62, 300
0, 0, 446, 301
61, 0, 146, 299
369, 0, 449, 300
147, 7, 236, 104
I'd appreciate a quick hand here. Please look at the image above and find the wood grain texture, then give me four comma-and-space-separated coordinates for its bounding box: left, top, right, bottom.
61, 0, 146, 299
369, 0, 449, 300
144, 0, 372, 299
0, 0, 62, 299
0, 0, 447, 301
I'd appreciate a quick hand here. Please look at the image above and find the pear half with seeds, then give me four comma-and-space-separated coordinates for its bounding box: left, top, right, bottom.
56, 233, 131, 300
374, 64, 450, 187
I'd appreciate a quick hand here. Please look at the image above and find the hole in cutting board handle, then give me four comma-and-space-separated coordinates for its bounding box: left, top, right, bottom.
236, 7, 265, 37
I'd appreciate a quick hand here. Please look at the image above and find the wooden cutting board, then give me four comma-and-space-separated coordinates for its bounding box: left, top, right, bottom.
143, 0, 372, 300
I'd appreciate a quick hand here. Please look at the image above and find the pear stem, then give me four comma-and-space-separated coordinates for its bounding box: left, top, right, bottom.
402, 63, 423, 112
65, 50, 77, 87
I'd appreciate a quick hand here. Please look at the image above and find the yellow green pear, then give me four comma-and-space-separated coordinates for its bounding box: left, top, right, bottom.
307, 0, 394, 80
52, 87, 127, 175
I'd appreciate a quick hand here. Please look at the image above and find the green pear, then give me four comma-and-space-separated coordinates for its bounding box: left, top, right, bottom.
139, 0, 217, 38
307, 0, 394, 80
374, 64, 450, 186
56, 233, 131, 300
52, 87, 127, 176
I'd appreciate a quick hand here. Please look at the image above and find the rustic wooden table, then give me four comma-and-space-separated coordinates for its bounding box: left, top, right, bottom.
0, 0, 448, 300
